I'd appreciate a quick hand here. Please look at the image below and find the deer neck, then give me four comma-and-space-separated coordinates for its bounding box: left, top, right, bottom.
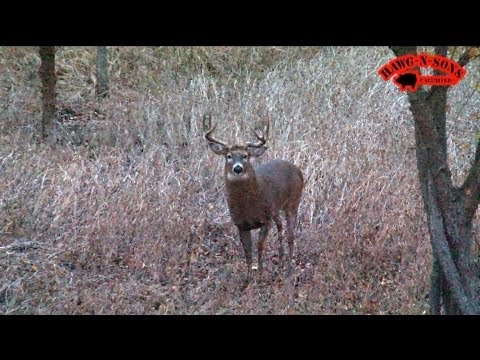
224, 167, 270, 230
225, 171, 262, 213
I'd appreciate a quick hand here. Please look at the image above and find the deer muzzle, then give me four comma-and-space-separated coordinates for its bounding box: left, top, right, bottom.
233, 163, 244, 175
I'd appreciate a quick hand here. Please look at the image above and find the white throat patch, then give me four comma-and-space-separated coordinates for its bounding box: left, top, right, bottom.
227, 171, 250, 181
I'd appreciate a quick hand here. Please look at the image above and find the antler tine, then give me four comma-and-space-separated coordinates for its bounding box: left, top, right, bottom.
204, 116, 227, 147
246, 121, 269, 147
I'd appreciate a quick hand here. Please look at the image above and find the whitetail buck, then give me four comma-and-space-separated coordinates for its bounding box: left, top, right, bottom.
204, 117, 304, 278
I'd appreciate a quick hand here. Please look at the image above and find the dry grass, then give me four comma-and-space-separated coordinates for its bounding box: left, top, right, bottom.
1, 46, 479, 314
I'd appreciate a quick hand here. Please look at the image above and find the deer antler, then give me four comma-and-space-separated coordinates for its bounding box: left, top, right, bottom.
246, 121, 269, 147
203, 114, 227, 147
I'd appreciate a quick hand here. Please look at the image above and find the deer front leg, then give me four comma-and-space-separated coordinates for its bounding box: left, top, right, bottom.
238, 229, 253, 280
286, 212, 297, 277
257, 222, 271, 276
273, 214, 284, 263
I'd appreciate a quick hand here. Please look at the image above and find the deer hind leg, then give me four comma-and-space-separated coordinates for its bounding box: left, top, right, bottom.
285, 211, 298, 276
273, 214, 284, 262
238, 229, 253, 280
257, 222, 271, 276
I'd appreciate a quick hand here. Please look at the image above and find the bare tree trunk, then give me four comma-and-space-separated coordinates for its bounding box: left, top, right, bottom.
39, 46, 56, 140
429, 256, 442, 314
96, 46, 109, 97
391, 46, 480, 315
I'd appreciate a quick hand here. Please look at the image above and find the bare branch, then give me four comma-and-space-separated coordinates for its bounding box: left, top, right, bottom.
429, 257, 442, 314
96, 46, 109, 98
389, 46, 417, 57
427, 177, 479, 314
462, 137, 480, 222
434, 46, 448, 57
0, 239, 39, 252
39, 46, 56, 140
457, 47, 480, 67
202, 113, 212, 132
433, 47, 449, 77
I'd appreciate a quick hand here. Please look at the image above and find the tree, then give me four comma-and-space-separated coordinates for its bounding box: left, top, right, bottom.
390, 46, 480, 314
96, 46, 109, 97
39, 46, 56, 139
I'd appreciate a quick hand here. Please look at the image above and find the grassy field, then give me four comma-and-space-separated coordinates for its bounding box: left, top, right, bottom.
0, 46, 479, 314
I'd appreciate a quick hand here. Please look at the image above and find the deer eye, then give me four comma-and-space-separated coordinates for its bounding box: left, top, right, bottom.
242, 154, 248, 159
226, 154, 232, 160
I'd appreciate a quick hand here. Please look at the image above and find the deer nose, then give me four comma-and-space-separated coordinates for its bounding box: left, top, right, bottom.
233, 163, 244, 174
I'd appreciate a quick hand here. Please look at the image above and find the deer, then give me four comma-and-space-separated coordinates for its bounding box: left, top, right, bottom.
204, 116, 304, 279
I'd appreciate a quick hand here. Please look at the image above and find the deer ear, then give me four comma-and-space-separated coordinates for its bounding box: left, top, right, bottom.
247, 146, 267, 157
209, 142, 228, 156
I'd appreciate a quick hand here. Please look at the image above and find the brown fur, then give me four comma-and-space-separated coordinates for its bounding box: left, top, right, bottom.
226, 159, 303, 231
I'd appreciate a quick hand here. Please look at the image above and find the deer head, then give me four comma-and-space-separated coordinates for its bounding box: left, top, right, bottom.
204, 116, 269, 181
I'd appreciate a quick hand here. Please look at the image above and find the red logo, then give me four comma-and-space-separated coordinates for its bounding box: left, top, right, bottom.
378, 54, 467, 92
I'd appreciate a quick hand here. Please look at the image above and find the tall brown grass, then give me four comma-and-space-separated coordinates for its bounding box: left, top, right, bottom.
0, 46, 478, 314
